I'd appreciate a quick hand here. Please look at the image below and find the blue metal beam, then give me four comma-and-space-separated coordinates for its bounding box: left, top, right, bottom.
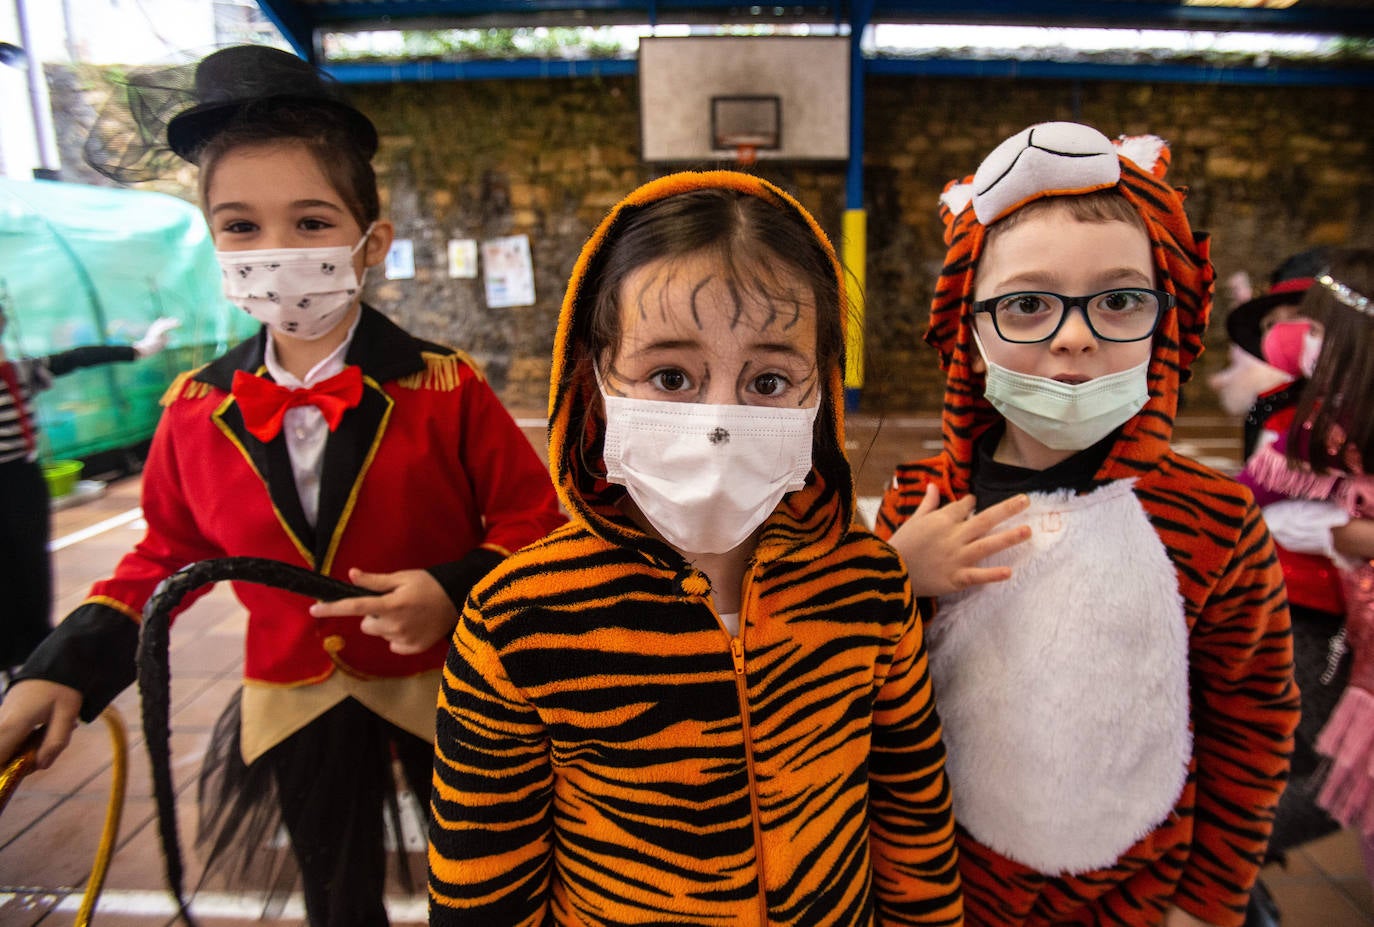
255, 0, 317, 60
846, 0, 870, 210
306, 0, 837, 19
325, 58, 639, 82
299, 0, 1374, 35
865, 0, 1374, 34
323, 53, 1373, 87
864, 56, 1374, 86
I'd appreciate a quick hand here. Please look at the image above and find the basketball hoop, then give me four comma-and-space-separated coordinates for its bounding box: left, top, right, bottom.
711, 95, 780, 169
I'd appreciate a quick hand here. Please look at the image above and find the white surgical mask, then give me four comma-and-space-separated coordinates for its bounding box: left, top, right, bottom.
1299, 329, 1323, 379
974, 331, 1151, 452
599, 385, 819, 555
216, 224, 374, 341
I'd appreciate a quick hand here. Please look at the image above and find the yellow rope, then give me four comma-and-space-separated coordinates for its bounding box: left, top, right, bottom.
0, 729, 41, 812
76, 706, 128, 927
0, 705, 128, 926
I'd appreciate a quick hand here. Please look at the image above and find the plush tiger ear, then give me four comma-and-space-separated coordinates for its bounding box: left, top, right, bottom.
1115, 134, 1170, 180
937, 175, 975, 245
939, 177, 975, 222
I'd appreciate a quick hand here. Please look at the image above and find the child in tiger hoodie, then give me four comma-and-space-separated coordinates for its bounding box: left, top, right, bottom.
429, 171, 961, 926
876, 122, 1298, 927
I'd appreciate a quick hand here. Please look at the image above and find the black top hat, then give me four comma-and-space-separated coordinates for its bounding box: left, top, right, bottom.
166, 46, 377, 162
1225, 247, 1332, 359
84, 45, 377, 183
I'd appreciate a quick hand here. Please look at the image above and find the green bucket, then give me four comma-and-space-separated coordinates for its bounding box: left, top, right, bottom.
43, 460, 83, 498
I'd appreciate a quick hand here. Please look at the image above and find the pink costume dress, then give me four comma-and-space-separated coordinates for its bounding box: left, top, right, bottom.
1244, 421, 1374, 833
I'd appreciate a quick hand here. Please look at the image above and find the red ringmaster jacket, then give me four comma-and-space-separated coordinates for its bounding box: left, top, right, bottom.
20, 306, 565, 720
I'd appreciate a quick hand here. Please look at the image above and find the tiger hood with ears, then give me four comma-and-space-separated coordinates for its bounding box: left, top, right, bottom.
546, 170, 854, 551
922, 121, 1214, 499
876, 123, 1296, 927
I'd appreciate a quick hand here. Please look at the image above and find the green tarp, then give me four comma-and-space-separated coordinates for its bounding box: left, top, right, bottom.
0, 177, 255, 460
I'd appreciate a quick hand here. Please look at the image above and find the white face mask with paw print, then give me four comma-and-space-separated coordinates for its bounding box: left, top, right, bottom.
599, 383, 819, 556
216, 224, 374, 340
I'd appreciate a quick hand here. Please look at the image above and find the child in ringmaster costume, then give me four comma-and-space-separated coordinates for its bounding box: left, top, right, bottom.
876, 122, 1298, 927
0, 45, 565, 927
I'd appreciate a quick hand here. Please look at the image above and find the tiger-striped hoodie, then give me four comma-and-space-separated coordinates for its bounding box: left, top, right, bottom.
429, 171, 963, 926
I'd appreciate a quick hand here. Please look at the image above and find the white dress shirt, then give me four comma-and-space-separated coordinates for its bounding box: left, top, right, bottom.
262, 315, 361, 527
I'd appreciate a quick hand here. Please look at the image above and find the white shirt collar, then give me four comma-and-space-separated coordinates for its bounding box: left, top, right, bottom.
263, 312, 363, 388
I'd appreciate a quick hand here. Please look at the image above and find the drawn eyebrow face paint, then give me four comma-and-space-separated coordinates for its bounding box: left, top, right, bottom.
606, 251, 819, 408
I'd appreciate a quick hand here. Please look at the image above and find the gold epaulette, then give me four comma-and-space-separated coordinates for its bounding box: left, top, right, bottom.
159, 367, 213, 406
396, 350, 486, 391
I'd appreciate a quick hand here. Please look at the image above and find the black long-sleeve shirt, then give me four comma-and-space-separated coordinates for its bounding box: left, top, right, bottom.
0, 345, 137, 464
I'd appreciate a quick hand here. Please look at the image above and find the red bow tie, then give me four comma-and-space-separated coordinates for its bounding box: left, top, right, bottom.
232, 366, 364, 442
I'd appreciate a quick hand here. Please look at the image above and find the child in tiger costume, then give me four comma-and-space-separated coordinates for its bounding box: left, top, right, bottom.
428, 171, 962, 926
876, 121, 1298, 927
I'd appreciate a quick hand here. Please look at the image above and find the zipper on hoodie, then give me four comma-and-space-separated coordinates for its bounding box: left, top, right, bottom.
729, 572, 769, 927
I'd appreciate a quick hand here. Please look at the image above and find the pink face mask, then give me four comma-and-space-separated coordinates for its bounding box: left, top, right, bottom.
1261, 319, 1314, 378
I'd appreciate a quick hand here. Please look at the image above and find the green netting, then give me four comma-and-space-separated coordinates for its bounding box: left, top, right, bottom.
0, 177, 257, 461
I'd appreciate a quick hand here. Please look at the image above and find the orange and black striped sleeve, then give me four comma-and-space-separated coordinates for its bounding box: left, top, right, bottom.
868, 585, 963, 926
429, 602, 553, 926
875, 461, 941, 543
1171, 491, 1298, 926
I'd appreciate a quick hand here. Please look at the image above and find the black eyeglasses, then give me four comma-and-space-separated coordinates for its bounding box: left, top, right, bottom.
972, 288, 1174, 344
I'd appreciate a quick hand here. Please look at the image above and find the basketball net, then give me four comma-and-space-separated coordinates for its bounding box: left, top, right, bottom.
734, 144, 758, 168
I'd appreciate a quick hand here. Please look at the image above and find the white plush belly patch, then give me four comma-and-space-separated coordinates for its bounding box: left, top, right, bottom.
928, 480, 1190, 875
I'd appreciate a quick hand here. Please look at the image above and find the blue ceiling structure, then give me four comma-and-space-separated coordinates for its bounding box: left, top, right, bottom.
249, 0, 1372, 403
257, 0, 1374, 87
260, 0, 1374, 35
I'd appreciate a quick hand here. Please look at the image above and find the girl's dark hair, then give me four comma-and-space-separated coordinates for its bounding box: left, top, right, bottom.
569, 187, 846, 453
1288, 247, 1374, 474
195, 99, 380, 229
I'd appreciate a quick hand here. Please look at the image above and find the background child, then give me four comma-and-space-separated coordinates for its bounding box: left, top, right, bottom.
1234, 288, 1349, 852
0, 306, 178, 673
1212, 249, 1331, 452
876, 122, 1298, 927
428, 171, 962, 926
0, 45, 563, 927
1215, 250, 1346, 927
1239, 247, 1374, 877
1206, 270, 1291, 421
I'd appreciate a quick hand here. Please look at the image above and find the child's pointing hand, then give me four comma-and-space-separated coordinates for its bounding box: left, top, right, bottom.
310, 568, 460, 655
887, 487, 1032, 598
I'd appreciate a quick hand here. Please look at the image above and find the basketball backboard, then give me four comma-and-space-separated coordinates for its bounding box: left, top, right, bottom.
639, 36, 850, 163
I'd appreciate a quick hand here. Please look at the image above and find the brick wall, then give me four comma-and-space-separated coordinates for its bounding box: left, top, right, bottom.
51, 65, 1374, 413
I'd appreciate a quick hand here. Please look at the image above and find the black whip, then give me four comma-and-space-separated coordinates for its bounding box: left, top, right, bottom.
137, 557, 367, 925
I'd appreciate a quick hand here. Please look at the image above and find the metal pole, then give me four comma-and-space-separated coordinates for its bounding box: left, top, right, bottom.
843, 0, 872, 410
14, 0, 61, 178
59, 0, 76, 63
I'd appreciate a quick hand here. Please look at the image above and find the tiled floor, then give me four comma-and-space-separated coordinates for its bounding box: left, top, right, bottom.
0, 413, 1371, 925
